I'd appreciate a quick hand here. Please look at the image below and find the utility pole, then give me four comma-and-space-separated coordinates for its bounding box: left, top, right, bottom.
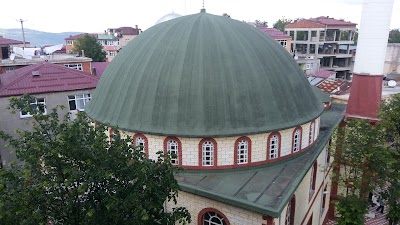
18, 19, 27, 48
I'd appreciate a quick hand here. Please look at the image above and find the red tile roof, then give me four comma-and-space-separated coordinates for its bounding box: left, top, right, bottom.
113, 27, 140, 35
316, 79, 351, 95
312, 70, 336, 78
65, 33, 98, 40
0, 63, 99, 97
0, 37, 24, 45
286, 16, 356, 29
256, 27, 291, 39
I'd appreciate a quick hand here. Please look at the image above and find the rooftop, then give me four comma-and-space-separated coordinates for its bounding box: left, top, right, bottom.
0, 54, 92, 67
176, 103, 345, 217
65, 33, 98, 41
286, 16, 356, 29
256, 27, 291, 39
0, 63, 99, 97
0, 37, 24, 45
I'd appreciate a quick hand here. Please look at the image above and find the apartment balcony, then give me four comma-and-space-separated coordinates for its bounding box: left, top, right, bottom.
320, 66, 351, 71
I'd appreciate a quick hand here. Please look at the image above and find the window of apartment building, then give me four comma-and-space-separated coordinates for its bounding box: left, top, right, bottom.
309, 162, 317, 201
109, 51, 115, 57
277, 40, 287, 48
292, 128, 302, 153
66, 40, 73, 45
5, 66, 15, 72
68, 94, 91, 111
236, 138, 249, 164
306, 63, 314, 70
64, 63, 83, 71
201, 139, 216, 166
20, 98, 46, 118
268, 133, 280, 160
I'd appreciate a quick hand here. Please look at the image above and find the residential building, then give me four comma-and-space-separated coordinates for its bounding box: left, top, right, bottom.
256, 27, 292, 52
0, 63, 99, 167
285, 17, 357, 80
0, 36, 29, 60
384, 43, 400, 74
65, 26, 141, 62
86, 11, 344, 225
0, 53, 93, 74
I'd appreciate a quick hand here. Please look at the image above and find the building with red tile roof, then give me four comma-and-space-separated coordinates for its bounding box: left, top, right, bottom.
285, 16, 357, 80
256, 27, 292, 52
0, 36, 30, 60
0, 63, 99, 167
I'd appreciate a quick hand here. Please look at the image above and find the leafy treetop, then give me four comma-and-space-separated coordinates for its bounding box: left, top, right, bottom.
73, 34, 107, 62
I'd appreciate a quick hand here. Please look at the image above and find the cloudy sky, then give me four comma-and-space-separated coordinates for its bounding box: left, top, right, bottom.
1, 0, 399, 33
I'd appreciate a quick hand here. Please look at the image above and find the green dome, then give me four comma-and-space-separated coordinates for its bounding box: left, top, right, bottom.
86, 12, 323, 137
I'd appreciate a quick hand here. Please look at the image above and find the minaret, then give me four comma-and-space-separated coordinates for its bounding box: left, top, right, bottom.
345, 0, 394, 121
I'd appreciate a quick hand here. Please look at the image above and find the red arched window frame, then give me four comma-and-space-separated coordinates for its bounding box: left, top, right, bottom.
292, 127, 303, 153
198, 207, 230, 225
267, 132, 281, 162
234, 136, 252, 165
309, 121, 315, 145
285, 195, 296, 225
198, 138, 218, 167
163, 137, 182, 166
133, 133, 149, 156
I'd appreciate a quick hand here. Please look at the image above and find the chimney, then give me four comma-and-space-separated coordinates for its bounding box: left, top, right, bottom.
345, 0, 394, 121
135, 25, 138, 29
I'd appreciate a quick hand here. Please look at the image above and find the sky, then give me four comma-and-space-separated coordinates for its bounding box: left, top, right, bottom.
0, 0, 399, 33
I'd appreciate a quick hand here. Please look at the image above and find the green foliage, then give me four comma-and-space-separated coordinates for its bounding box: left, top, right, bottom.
0, 95, 190, 225
336, 196, 367, 225
379, 94, 400, 222
254, 20, 268, 27
331, 120, 388, 224
73, 34, 107, 62
388, 29, 400, 43
273, 17, 293, 32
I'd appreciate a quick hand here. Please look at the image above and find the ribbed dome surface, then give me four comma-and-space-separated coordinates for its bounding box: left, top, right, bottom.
86, 12, 323, 137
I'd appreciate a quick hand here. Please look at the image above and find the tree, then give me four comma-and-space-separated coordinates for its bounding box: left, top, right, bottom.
73, 34, 107, 62
388, 29, 400, 43
273, 17, 293, 32
0, 95, 191, 225
331, 120, 388, 225
379, 94, 400, 224
254, 20, 268, 27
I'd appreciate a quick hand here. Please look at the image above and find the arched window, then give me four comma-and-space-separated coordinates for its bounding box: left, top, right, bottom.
133, 134, 148, 156
234, 137, 251, 165
292, 128, 302, 153
309, 122, 315, 145
198, 208, 230, 225
268, 133, 281, 160
199, 139, 217, 167
164, 137, 182, 166
309, 161, 317, 201
285, 196, 296, 225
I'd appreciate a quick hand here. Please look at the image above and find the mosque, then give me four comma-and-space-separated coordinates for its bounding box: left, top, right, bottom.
86, 8, 346, 225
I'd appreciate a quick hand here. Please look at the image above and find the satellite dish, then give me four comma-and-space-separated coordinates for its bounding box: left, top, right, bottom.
10, 54, 15, 60
388, 80, 397, 87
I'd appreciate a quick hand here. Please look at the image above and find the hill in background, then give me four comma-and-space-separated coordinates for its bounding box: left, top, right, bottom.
0, 28, 81, 47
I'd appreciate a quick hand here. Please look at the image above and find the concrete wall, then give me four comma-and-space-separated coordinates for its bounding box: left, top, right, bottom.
384, 43, 400, 74
0, 89, 95, 167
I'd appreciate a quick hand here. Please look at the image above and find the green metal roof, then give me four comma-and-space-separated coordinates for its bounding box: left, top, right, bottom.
311, 85, 331, 103
86, 12, 323, 137
176, 103, 345, 217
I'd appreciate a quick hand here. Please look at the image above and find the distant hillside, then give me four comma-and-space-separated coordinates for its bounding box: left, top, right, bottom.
0, 28, 81, 47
